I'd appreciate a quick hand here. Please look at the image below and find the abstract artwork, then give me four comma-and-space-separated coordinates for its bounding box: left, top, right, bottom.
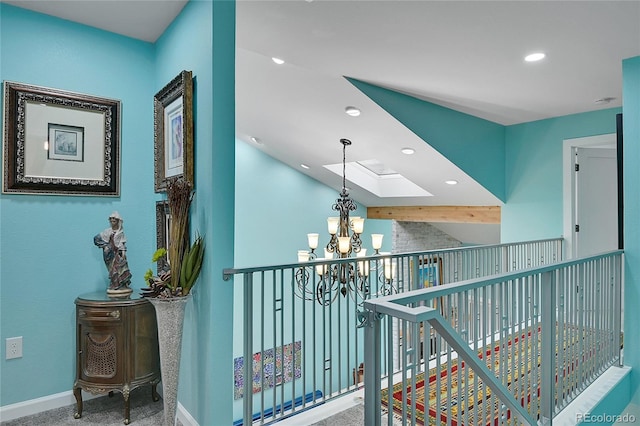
418, 258, 442, 288
234, 341, 302, 400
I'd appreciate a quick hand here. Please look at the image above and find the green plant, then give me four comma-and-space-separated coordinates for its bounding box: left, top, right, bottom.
179, 233, 205, 295
141, 237, 205, 298
141, 177, 205, 298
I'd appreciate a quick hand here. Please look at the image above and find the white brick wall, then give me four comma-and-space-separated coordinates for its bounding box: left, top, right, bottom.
392, 221, 462, 252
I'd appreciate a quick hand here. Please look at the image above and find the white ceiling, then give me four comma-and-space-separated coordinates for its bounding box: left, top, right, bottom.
2, 0, 188, 43
4, 0, 640, 243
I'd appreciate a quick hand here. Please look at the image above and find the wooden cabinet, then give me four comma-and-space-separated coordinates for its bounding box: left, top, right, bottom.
73, 292, 160, 425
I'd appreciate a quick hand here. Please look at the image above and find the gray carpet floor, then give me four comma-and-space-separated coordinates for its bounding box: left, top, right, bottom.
1, 389, 393, 426
308, 404, 365, 426
0, 387, 178, 426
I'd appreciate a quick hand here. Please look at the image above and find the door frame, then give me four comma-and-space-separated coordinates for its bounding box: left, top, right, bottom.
562, 133, 616, 258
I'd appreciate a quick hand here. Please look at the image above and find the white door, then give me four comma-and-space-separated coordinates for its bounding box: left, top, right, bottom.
574, 147, 618, 257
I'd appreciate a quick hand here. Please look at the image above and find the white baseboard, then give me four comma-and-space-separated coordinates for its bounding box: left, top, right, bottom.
0, 390, 199, 425
177, 402, 199, 426
273, 391, 364, 425
0, 390, 100, 422
553, 365, 632, 426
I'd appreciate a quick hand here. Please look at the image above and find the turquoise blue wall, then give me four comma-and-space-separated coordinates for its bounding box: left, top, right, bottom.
153, 1, 236, 425
235, 139, 339, 267
502, 109, 621, 242
0, 2, 237, 425
202, 2, 237, 423
0, 4, 156, 406
578, 54, 640, 424
581, 370, 633, 425
621, 56, 640, 404
349, 78, 506, 202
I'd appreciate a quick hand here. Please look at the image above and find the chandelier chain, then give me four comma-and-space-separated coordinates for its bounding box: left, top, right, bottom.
342, 140, 346, 191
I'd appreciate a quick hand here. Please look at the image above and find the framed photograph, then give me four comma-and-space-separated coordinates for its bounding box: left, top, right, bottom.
48, 123, 84, 162
2, 81, 121, 196
154, 70, 194, 192
418, 257, 442, 288
155, 200, 171, 274
411, 256, 444, 311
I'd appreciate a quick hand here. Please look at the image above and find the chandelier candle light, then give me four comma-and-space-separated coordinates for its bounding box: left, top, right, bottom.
296, 138, 389, 305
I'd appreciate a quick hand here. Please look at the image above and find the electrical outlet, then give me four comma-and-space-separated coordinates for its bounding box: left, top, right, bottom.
6, 336, 22, 359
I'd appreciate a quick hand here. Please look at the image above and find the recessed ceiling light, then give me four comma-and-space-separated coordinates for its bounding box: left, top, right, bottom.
524, 52, 545, 62
345, 106, 361, 117
445, 180, 458, 185
250, 136, 262, 144
272, 57, 285, 65
301, 164, 310, 169
401, 148, 415, 155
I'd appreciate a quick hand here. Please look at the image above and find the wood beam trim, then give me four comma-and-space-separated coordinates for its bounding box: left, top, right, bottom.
367, 206, 501, 224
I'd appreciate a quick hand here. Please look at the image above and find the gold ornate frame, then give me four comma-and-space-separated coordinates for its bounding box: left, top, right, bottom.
153, 70, 194, 192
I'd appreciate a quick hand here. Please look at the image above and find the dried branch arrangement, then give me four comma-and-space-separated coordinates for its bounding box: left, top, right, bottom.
167, 177, 193, 290
142, 177, 205, 298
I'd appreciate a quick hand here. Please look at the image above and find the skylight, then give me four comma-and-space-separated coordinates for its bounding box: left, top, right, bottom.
356, 159, 398, 176
324, 160, 432, 198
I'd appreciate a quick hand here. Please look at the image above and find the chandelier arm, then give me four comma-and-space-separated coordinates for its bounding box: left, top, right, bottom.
345, 275, 364, 306
338, 263, 356, 297
374, 268, 398, 297
294, 267, 315, 301
326, 235, 338, 254
330, 265, 343, 290
316, 277, 340, 306
360, 275, 370, 300
351, 233, 362, 253
316, 280, 329, 305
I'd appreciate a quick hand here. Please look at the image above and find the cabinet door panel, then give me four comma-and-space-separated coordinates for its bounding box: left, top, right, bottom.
132, 304, 160, 379
78, 321, 124, 384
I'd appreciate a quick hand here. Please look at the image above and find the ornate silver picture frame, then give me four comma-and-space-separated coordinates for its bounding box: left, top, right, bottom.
2, 81, 121, 196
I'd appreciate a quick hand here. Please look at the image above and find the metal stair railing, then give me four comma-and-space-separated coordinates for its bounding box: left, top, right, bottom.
363, 250, 623, 426
222, 238, 563, 425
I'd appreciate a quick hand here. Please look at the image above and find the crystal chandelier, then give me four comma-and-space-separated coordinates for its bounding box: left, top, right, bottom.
295, 138, 393, 305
